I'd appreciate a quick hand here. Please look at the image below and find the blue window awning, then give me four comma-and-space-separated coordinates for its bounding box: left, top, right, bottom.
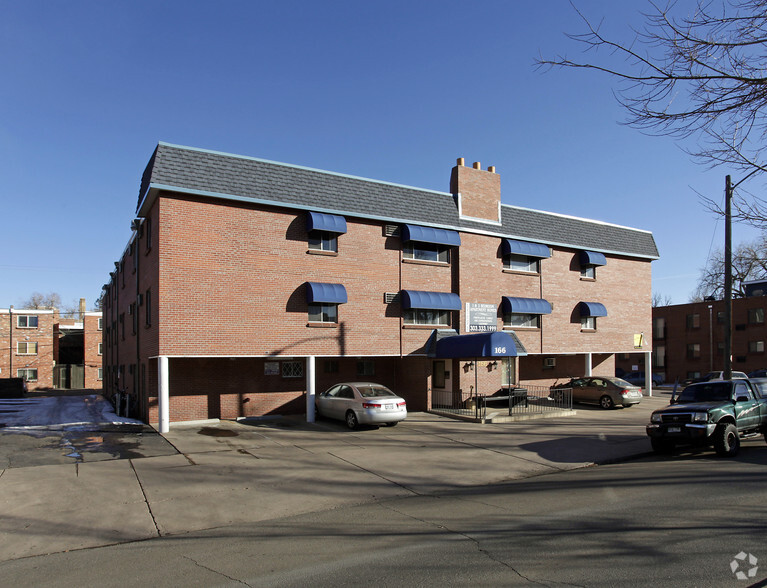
306, 282, 348, 304
579, 302, 608, 317
436, 331, 522, 358
401, 224, 461, 247
580, 250, 607, 266
501, 239, 550, 259
401, 290, 461, 311
306, 212, 347, 234
502, 296, 552, 315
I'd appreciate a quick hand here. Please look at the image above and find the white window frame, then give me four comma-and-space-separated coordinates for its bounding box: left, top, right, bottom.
403, 242, 450, 263
581, 316, 596, 330
17, 341, 38, 355
282, 361, 304, 379
504, 254, 540, 273
308, 230, 338, 252
308, 303, 338, 323
580, 265, 596, 279
17, 368, 38, 381
403, 308, 450, 326
17, 315, 38, 328
503, 313, 540, 328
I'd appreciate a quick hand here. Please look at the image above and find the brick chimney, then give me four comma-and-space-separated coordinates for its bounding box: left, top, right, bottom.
450, 157, 501, 223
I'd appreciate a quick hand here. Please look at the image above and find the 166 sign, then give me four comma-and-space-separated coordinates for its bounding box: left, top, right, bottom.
466, 303, 497, 333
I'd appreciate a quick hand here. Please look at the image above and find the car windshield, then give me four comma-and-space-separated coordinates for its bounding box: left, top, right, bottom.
677, 382, 732, 403
357, 385, 396, 398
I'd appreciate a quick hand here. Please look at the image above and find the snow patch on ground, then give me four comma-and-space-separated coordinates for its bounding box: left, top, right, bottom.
0, 394, 144, 430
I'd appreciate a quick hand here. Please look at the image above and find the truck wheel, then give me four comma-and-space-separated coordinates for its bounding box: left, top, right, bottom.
714, 423, 739, 457
651, 438, 675, 454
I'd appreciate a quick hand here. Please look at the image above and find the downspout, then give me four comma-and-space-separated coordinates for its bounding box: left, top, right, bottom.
9, 306, 13, 377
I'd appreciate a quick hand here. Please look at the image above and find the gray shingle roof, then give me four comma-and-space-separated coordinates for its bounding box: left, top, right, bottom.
138, 142, 659, 259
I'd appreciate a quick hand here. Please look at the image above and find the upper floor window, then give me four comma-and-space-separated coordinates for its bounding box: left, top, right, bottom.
579, 250, 606, 280
686, 313, 700, 329
17, 342, 38, 355
502, 296, 551, 329
17, 315, 38, 328
505, 313, 540, 328
581, 316, 597, 330
98, 317, 103, 330
578, 301, 607, 331
308, 231, 338, 253
687, 343, 701, 359
504, 254, 539, 273
404, 308, 451, 326
306, 212, 346, 254
403, 241, 450, 263
401, 224, 459, 265
308, 303, 338, 323
749, 308, 764, 324
653, 317, 666, 339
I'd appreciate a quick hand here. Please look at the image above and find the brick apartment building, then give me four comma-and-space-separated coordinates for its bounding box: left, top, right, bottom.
102, 142, 659, 429
652, 281, 767, 383
0, 302, 103, 390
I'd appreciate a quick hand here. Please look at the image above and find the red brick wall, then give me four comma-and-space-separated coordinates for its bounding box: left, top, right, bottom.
83, 314, 103, 389
451, 162, 501, 222
0, 310, 55, 389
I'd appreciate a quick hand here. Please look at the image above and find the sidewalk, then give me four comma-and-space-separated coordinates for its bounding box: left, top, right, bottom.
0, 394, 670, 562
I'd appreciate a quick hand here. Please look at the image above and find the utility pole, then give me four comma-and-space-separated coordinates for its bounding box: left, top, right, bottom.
724, 175, 732, 380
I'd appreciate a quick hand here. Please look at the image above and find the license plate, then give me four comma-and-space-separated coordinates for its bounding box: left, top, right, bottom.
385, 404, 393, 410
667, 426, 681, 433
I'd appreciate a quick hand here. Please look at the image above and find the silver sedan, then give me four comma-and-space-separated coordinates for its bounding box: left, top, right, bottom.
316, 382, 407, 429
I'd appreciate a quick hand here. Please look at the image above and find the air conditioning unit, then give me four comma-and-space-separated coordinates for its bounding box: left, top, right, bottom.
384, 224, 400, 237
544, 357, 556, 368
384, 292, 399, 304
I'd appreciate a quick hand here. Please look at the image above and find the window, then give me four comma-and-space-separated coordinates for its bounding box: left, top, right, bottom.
687, 371, 701, 381
750, 340, 764, 353
17, 368, 37, 381
98, 343, 103, 355
130, 303, 137, 335
145, 217, 152, 252
403, 241, 450, 263
120, 314, 125, 340
97, 368, 103, 381
145, 289, 152, 327
687, 343, 701, 359
504, 254, 539, 273
308, 303, 338, 323
653, 317, 665, 339
433, 360, 446, 388
98, 317, 103, 330
717, 341, 725, 356
749, 308, 764, 324
717, 311, 725, 324
404, 309, 450, 326
323, 360, 339, 374
282, 361, 303, 378
581, 316, 596, 330
504, 313, 540, 328
17, 315, 38, 328
580, 265, 596, 279
686, 313, 700, 329
308, 230, 338, 252
17, 342, 38, 355
653, 345, 666, 368
357, 360, 375, 377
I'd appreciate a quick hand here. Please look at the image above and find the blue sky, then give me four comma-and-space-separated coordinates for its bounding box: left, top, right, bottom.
1, 0, 758, 310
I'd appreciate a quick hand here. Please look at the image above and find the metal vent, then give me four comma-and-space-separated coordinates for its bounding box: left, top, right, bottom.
384, 224, 400, 237
384, 292, 399, 304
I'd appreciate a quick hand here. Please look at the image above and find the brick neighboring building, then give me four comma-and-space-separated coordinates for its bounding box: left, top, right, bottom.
102, 143, 660, 428
652, 285, 767, 383
1, 304, 103, 391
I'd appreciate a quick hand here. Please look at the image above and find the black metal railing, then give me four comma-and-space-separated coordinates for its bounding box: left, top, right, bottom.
431, 385, 573, 420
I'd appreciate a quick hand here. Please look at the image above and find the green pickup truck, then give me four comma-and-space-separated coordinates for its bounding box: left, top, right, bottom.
646, 379, 767, 457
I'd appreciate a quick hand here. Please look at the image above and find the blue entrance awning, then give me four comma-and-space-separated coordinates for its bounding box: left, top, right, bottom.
306, 282, 348, 304
401, 224, 461, 247
401, 290, 461, 310
580, 250, 607, 266
435, 331, 521, 358
579, 301, 608, 317
502, 296, 552, 315
501, 239, 550, 259
306, 211, 347, 234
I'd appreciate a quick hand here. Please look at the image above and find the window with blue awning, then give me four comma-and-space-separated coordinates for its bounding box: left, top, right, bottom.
305, 282, 348, 304
401, 224, 461, 247
501, 297, 552, 315
401, 290, 462, 310
501, 239, 550, 259
306, 212, 347, 234
580, 250, 607, 266
579, 302, 608, 317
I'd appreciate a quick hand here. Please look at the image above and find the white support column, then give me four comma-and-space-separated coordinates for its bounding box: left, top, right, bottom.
158, 356, 170, 434
644, 351, 653, 397
306, 355, 316, 423
584, 353, 593, 376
